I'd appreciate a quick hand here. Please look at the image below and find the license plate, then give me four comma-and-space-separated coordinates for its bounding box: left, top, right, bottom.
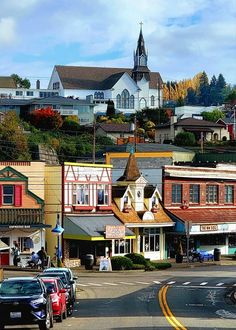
10, 312, 21, 318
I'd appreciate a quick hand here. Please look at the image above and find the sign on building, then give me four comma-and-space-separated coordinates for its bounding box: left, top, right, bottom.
105, 225, 125, 239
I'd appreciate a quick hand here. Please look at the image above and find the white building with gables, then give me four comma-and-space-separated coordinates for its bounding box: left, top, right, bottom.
48, 27, 163, 114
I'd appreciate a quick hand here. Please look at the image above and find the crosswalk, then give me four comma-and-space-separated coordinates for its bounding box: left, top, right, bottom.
77, 279, 236, 288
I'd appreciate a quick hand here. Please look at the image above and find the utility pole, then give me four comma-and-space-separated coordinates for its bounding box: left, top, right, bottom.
92, 116, 96, 163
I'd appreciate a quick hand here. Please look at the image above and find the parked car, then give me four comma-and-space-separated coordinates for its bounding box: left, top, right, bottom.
41, 277, 67, 322
0, 277, 53, 330
37, 272, 74, 316
43, 267, 77, 302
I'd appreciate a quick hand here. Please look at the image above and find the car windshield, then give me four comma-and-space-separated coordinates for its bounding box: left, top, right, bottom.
45, 269, 70, 282
0, 280, 42, 296
43, 282, 56, 293
40, 273, 67, 285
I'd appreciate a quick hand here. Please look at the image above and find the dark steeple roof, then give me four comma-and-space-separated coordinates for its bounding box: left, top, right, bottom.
132, 25, 150, 82
117, 152, 141, 182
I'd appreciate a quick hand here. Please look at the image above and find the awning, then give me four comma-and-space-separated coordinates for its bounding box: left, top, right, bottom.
63, 215, 136, 241
0, 239, 10, 251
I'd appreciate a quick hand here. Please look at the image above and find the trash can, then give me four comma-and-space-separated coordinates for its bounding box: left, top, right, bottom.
214, 248, 221, 261
84, 254, 94, 270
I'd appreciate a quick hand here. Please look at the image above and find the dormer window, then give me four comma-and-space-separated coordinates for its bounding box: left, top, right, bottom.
124, 195, 129, 204
3, 185, 14, 205
152, 196, 158, 207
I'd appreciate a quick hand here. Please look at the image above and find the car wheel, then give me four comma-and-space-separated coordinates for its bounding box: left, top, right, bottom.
56, 307, 63, 323
39, 310, 51, 330
67, 302, 74, 316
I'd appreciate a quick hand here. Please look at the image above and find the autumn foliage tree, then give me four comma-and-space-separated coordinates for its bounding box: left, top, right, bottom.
30, 107, 63, 130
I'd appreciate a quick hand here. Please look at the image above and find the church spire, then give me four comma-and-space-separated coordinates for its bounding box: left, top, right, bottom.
132, 23, 150, 82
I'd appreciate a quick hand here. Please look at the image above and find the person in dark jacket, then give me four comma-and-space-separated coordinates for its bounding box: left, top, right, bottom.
37, 247, 47, 269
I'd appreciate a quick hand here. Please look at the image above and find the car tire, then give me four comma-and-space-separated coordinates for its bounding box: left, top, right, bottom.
56, 307, 63, 323
67, 302, 74, 316
39, 310, 51, 330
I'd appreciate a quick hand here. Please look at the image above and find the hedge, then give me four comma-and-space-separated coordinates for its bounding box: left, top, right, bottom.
125, 253, 147, 265
111, 256, 133, 270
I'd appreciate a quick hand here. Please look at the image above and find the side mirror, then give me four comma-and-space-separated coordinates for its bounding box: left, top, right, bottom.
47, 287, 54, 294
73, 276, 78, 281
70, 280, 75, 285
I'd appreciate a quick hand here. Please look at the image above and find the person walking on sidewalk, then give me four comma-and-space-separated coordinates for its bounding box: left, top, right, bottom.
11, 242, 20, 266
37, 247, 47, 269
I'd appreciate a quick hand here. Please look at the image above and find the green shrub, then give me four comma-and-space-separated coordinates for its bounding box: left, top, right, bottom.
132, 264, 146, 270
111, 256, 133, 270
144, 261, 156, 271
154, 262, 172, 270
125, 253, 147, 265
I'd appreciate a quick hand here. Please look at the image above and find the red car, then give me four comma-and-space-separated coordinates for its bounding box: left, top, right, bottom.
41, 277, 67, 322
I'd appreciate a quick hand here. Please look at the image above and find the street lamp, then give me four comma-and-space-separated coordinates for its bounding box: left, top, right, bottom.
51, 214, 64, 267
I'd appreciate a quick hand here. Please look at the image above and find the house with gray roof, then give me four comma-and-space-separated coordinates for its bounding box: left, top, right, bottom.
48, 27, 163, 114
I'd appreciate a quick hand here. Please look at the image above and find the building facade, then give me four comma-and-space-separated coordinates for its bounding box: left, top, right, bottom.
163, 164, 236, 256
0, 161, 49, 266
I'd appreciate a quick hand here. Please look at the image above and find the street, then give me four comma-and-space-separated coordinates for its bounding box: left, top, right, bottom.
3, 264, 236, 329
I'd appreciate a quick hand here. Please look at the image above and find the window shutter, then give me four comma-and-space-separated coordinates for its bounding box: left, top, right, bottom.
14, 185, 22, 207
0, 185, 2, 206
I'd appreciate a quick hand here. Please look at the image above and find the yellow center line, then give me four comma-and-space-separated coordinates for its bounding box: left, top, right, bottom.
158, 285, 187, 330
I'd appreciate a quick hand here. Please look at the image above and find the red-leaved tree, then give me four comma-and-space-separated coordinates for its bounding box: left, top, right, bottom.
30, 107, 63, 130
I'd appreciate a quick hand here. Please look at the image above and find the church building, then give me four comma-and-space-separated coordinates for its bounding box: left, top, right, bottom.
48, 27, 163, 114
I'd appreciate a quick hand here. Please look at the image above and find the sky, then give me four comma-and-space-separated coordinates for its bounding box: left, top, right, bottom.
0, 0, 235, 89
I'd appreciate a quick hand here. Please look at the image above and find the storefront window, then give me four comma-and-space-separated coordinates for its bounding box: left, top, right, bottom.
142, 228, 160, 252
199, 234, 225, 245
229, 234, 236, 247
225, 185, 234, 203
114, 239, 132, 254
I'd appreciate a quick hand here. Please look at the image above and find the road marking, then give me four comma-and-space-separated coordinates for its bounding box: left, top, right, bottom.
135, 281, 150, 285
216, 282, 224, 286
167, 281, 176, 285
87, 283, 102, 286
78, 284, 89, 287
119, 281, 134, 285
158, 285, 187, 330
187, 303, 204, 307
200, 282, 208, 286
103, 282, 118, 286
183, 282, 191, 285
153, 281, 162, 284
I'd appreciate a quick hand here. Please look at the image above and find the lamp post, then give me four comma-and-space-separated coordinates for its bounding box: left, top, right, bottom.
51, 214, 64, 267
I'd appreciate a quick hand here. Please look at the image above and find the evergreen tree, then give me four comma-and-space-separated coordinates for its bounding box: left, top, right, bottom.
198, 71, 210, 106
186, 87, 197, 105
209, 75, 218, 105
216, 73, 227, 104
11, 73, 31, 89
106, 99, 116, 118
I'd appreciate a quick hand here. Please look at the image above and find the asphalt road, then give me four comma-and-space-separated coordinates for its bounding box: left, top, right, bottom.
2, 265, 236, 330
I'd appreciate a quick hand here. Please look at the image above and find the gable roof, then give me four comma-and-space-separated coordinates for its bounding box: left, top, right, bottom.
117, 152, 141, 182
55, 65, 162, 90
175, 117, 225, 128
0, 76, 17, 88
97, 123, 131, 133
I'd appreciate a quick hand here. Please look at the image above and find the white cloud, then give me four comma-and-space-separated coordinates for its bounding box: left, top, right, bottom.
0, 17, 16, 45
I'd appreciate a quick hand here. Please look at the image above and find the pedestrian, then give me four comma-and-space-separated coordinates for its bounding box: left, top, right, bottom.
11, 242, 20, 266
37, 247, 47, 269
27, 251, 39, 268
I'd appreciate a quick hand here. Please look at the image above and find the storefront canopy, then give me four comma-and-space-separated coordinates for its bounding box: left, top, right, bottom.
63, 215, 136, 241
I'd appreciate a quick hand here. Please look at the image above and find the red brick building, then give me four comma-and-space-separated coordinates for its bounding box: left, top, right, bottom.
162, 164, 236, 256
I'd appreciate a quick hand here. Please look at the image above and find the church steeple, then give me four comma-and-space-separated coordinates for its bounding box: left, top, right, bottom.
132, 23, 150, 82
117, 151, 141, 182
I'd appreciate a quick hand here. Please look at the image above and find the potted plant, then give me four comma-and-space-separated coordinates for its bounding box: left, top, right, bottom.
175, 240, 184, 263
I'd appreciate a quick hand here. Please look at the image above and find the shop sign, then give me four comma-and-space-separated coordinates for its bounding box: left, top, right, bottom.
200, 224, 218, 232
9, 225, 31, 229
105, 225, 125, 239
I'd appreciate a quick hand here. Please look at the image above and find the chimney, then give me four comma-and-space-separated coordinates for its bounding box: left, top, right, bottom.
36, 80, 40, 89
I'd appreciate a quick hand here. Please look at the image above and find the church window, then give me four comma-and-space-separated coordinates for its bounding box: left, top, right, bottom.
139, 55, 146, 66
121, 89, 129, 109
116, 94, 121, 108
130, 95, 134, 109
151, 95, 155, 106
94, 92, 98, 99
100, 92, 104, 99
